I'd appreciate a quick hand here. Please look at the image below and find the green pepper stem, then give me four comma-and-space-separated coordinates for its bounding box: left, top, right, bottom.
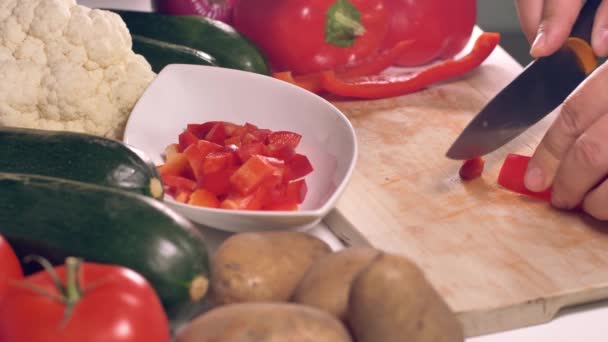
64, 257, 83, 304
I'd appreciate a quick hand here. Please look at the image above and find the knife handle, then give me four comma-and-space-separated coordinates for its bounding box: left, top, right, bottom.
571, 0, 602, 42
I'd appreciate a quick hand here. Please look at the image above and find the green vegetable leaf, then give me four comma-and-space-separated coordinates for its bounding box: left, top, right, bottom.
325, 0, 365, 47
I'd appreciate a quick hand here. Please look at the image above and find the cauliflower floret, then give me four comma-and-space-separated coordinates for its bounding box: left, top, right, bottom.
0, 0, 155, 139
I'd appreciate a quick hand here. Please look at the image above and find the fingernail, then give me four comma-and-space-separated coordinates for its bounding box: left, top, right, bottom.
530, 32, 546, 57
524, 167, 544, 192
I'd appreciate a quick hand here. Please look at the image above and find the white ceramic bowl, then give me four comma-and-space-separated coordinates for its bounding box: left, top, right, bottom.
124, 64, 357, 232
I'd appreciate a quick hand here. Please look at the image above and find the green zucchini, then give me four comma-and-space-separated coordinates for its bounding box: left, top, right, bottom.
132, 34, 218, 73
0, 172, 210, 326
111, 9, 270, 75
0, 127, 163, 199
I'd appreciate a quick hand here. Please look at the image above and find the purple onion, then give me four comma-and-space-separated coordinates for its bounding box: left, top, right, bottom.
154, 0, 236, 24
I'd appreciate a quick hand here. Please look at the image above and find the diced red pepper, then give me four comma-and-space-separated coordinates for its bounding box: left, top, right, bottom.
189, 189, 220, 208
252, 129, 271, 142
161, 174, 198, 192
205, 122, 227, 145
286, 154, 314, 181
286, 179, 308, 204
238, 142, 265, 163
320, 32, 500, 99
244, 122, 259, 132
157, 153, 191, 177
224, 136, 242, 147
220, 186, 268, 210
164, 144, 180, 161
178, 130, 199, 152
201, 167, 236, 196
183, 144, 205, 182
230, 155, 284, 195
187, 122, 217, 138
202, 151, 235, 175
266, 144, 296, 161
224, 122, 239, 136
459, 157, 485, 181
197, 140, 223, 156
498, 154, 552, 202
174, 189, 192, 203
267, 131, 302, 148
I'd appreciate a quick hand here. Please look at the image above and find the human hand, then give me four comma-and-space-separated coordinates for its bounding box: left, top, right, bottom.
522, 58, 608, 221
515, 0, 608, 57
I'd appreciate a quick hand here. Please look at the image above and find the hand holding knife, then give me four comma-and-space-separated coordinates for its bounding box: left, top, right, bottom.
447, 0, 608, 221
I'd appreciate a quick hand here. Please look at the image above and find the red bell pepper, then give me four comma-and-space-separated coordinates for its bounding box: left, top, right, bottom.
320, 32, 500, 99
286, 154, 314, 181
230, 155, 285, 195
381, 0, 476, 66
189, 189, 220, 208
272, 40, 413, 93
234, 0, 389, 74
498, 154, 552, 202
459, 157, 485, 181
178, 130, 199, 152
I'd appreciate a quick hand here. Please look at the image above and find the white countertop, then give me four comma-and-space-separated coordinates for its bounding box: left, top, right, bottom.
78, 0, 608, 340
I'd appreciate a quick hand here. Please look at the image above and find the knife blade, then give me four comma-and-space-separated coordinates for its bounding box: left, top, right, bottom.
445, 0, 601, 160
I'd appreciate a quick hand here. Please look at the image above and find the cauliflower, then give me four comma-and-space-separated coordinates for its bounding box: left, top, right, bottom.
0, 0, 155, 139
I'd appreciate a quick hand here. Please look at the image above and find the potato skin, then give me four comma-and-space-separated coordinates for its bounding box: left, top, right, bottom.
348, 253, 464, 342
292, 247, 379, 321
175, 302, 353, 342
210, 232, 332, 305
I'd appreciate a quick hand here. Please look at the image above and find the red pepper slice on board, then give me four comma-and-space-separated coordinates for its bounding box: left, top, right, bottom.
272, 40, 413, 93
459, 157, 485, 181
498, 154, 552, 202
320, 32, 500, 99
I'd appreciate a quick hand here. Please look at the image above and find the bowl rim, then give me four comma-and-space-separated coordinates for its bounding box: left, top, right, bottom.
124, 64, 358, 219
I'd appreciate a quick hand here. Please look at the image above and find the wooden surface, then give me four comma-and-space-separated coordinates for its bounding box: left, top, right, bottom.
324, 28, 608, 337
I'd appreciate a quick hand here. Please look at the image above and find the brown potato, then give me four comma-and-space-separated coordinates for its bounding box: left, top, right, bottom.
210, 231, 332, 305
348, 253, 464, 342
175, 302, 353, 342
292, 247, 379, 321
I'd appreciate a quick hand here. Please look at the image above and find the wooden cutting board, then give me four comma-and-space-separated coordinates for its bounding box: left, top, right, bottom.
323, 28, 608, 337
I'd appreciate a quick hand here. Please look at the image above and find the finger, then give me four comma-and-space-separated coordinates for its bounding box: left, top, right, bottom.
583, 179, 608, 220
530, 0, 585, 58
592, 0, 608, 56
524, 61, 608, 192
515, 0, 544, 43
550, 113, 608, 209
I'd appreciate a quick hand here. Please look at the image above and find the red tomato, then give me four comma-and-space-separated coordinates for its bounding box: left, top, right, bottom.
0, 258, 170, 342
234, 0, 390, 74
382, 0, 476, 66
0, 235, 23, 300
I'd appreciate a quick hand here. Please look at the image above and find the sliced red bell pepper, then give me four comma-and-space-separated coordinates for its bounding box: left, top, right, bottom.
205, 122, 227, 145
286, 154, 314, 181
202, 151, 235, 175
459, 157, 485, 181
157, 153, 191, 177
238, 142, 265, 163
267, 131, 302, 148
498, 154, 552, 202
187, 122, 217, 139
161, 174, 198, 192
201, 167, 236, 196
220, 186, 268, 210
272, 40, 414, 94
224, 136, 242, 147
264, 202, 299, 211
189, 189, 220, 208
266, 144, 296, 161
230, 155, 284, 195
286, 179, 308, 204
320, 32, 500, 99
178, 130, 199, 152
174, 189, 192, 203
164, 144, 180, 161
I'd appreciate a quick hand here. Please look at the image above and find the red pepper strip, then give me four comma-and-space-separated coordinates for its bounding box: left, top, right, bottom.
272, 40, 414, 94
320, 32, 500, 99
273, 71, 324, 93
497, 154, 552, 202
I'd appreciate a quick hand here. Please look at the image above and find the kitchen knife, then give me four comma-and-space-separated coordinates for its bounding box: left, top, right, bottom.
446, 0, 601, 160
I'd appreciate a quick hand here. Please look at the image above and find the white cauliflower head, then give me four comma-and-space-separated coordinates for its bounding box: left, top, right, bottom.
0, 0, 155, 139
